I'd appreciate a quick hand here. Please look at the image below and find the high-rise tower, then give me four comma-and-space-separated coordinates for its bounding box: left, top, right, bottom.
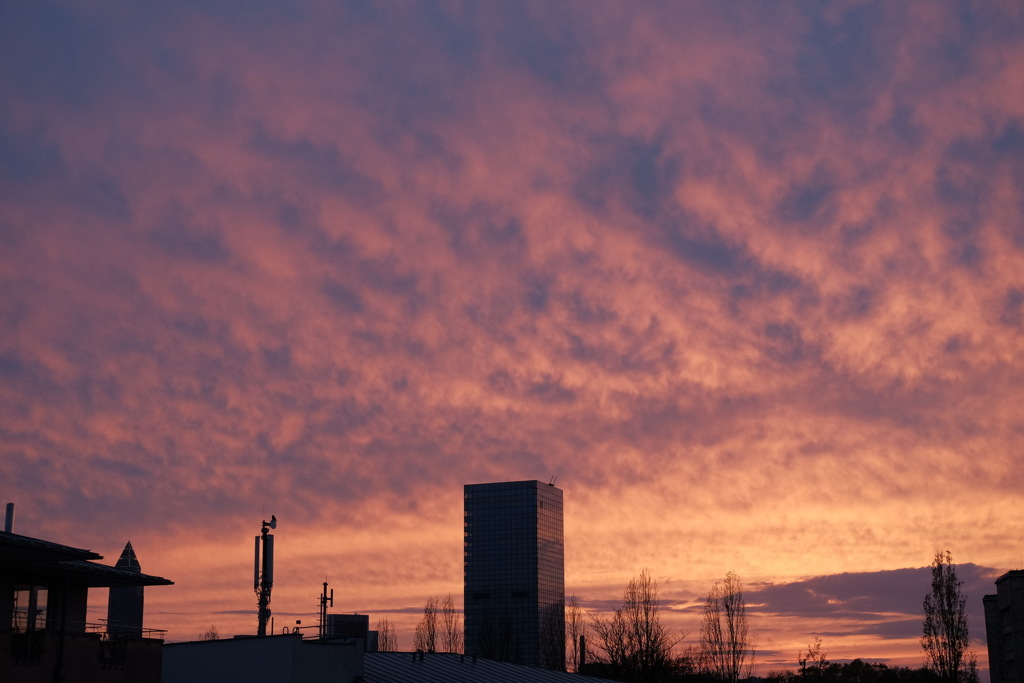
106, 541, 144, 637
984, 570, 1024, 683
463, 480, 564, 669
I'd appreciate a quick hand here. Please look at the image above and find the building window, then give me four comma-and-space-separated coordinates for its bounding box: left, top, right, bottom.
12, 585, 48, 632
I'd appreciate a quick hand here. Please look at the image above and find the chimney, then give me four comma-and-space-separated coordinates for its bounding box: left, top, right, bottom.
4, 503, 12, 533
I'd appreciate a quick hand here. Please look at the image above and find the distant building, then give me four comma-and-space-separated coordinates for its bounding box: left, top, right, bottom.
463, 480, 564, 669
984, 570, 1024, 683
326, 613, 379, 651
107, 541, 145, 637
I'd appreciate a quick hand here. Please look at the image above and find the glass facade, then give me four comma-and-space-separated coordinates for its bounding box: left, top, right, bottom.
464, 480, 564, 669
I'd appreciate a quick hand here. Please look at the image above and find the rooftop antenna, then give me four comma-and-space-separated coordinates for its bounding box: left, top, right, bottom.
255, 515, 277, 636
549, 476, 558, 486
318, 580, 334, 639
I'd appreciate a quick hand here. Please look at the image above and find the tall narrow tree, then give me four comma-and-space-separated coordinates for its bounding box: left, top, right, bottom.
414, 596, 439, 652
566, 594, 586, 673
700, 571, 753, 683
540, 600, 567, 671
439, 593, 462, 653
922, 551, 977, 683
376, 617, 397, 652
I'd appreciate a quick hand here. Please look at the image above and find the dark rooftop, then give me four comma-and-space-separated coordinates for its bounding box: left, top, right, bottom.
0, 530, 173, 587
363, 652, 618, 683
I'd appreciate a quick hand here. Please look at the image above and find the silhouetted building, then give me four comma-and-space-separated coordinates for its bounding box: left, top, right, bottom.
985, 570, 1024, 683
0, 503, 172, 683
363, 651, 614, 682
463, 480, 564, 669
326, 613, 379, 650
164, 638, 615, 683
107, 541, 144, 637
163, 633, 364, 683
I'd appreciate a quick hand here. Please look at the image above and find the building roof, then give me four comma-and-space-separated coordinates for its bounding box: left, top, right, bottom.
114, 540, 142, 571
0, 530, 172, 587
57, 559, 173, 587
363, 652, 617, 683
0, 530, 102, 564
995, 569, 1024, 583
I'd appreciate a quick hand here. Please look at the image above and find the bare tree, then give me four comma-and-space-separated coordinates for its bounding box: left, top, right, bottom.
440, 593, 463, 653
540, 600, 566, 671
798, 637, 827, 683
199, 624, 219, 641
700, 571, 753, 683
922, 551, 977, 683
376, 617, 397, 652
591, 601, 629, 674
590, 569, 679, 682
414, 596, 439, 652
566, 594, 586, 673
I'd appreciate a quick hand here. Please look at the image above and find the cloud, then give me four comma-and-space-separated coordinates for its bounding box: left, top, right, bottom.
2, 0, 1022, 663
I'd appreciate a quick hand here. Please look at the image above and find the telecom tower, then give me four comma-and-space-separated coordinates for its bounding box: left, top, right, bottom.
254, 515, 276, 636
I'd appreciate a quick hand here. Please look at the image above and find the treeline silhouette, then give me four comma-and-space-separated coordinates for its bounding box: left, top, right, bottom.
765, 659, 943, 683
581, 657, 944, 683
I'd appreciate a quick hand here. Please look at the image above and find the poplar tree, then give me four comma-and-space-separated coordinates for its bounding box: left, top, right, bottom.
921, 550, 977, 683
376, 617, 397, 652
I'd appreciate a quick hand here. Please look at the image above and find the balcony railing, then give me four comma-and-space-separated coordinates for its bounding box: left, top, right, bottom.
6, 622, 167, 667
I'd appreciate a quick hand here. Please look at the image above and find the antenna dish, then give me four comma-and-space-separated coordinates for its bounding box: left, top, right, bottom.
269, 515, 277, 530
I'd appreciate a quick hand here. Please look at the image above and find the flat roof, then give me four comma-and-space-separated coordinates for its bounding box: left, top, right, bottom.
364, 652, 614, 683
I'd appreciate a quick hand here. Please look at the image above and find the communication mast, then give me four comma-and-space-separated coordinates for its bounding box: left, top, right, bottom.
254, 515, 277, 636
318, 581, 334, 639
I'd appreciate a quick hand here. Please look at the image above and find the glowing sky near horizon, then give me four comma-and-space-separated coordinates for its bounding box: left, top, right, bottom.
2, 0, 1023, 674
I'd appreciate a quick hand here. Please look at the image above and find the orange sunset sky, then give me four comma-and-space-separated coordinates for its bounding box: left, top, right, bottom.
2, 0, 1023, 676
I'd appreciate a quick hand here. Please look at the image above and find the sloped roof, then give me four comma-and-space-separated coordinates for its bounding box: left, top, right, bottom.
0, 530, 102, 564
57, 559, 173, 587
0, 531, 172, 587
363, 652, 618, 683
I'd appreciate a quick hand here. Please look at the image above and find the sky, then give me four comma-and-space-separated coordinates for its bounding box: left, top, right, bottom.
2, 0, 1023, 674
